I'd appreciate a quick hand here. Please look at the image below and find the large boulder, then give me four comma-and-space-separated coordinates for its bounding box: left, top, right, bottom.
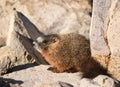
0, 46, 16, 74
3, 65, 81, 87
0, 10, 47, 74
90, 0, 120, 81
2, 65, 120, 87
80, 75, 120, 87
6, 10, 47, 65
0, 0, 92, 74
0, 0, 29, 47
0, 0, 91, 40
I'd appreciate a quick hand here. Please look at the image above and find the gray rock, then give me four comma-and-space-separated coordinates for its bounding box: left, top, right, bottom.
27, 0, 91, 39
0, 0, 30, 43
93, 75, 117, 87
0, 0, 91, 73
0, 0, 91, 74
80, 75, 120, 87
6, 11, 31, 65
80, 78, 101, 87
90, 0, 111, 68
3, 65, 81, 87
34, 81, 73, 87
0, 37, 6, 47
0, 10, 48, 74
0, 77, 22, 87
0, 46, 16, 74
0, 0, 91, 40
6, 11, 47, 65
2, 65, 120, 87
90, 0, 120, 81
107, 0, 120, 81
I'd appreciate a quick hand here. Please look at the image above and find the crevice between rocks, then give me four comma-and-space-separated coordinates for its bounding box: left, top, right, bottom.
104, 0, 118, 70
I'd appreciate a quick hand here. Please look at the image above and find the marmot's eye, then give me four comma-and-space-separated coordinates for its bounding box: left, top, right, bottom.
52, 39, 56, 43
51, 38, 58, 43
43, 40, 48, 43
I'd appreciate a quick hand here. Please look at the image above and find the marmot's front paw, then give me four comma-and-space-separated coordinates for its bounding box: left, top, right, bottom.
47, 67, 60, 73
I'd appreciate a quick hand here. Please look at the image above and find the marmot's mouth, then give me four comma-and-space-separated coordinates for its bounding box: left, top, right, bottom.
39, 43, 49, 51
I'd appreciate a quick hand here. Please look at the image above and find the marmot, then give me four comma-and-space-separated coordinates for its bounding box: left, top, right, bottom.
34, 33, 107, 78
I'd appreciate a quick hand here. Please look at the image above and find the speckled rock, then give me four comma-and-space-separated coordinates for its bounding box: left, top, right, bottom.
0, 0, 91, 74
0, 46, 16, 74
90, 0, 120, 81
3, 65, 81, 87
2, 65, 120, 87
0, 0, 91, 40
80, 75, 120, 87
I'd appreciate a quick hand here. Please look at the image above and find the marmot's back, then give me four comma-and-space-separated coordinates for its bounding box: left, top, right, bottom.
36, 33, 91, 72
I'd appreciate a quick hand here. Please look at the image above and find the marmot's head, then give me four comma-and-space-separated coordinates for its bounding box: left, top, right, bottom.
34, 34, 60, 53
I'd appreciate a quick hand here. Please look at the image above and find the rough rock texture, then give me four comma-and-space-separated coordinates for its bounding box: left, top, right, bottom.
107, 0, 120, 82
0, 37, 6, 47
0, 46, 34, 75
3, 65, 81, 87
2, 65, 119, 87
6, 13, 31, 66
80, 75, 120, 87
0, 0, 91, 74
6, 10, 47, 65
90, 0, 110, 68
90, 0, 120, 81
0, 10, 48, 74
0, 0, 91, 40
0, 0, 30, 43
0, 46, 16, 74
34, 81, 73, 87
0, 77, 22, 87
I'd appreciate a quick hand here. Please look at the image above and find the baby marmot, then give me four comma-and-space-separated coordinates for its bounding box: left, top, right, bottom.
34, 33, 107, 78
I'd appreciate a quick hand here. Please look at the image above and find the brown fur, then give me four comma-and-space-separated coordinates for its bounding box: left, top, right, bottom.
37, 33, 107, 78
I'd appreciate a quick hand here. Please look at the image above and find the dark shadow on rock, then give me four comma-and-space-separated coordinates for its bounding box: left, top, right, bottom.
14, 10, 48, 65
89, 0, 93, 7
7, 63, 37, 74
115, 80, 120, 87
88, 0, 93, 17
14, 11, 109, 79
58, 81, 73, 87
38, 34, 109, 79
16, 11, 45, 41
17, 32, 48, 65
82, 57, 110, 79
0, 37, 6, 48
0, 77, 23, 87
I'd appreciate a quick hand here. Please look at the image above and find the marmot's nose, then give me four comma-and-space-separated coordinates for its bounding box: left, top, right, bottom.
33, 41, 39, 50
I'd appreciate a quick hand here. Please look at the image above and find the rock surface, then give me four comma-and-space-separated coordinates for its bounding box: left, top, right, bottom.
90, 0, 110, 68
0, 0, 91, 40
2, 65, 120, 87
1, 0, 120, 86
0, 9, 50, 74
0, 77, 22, 87
90, 0, 120, 81
0, 0, 91, 74
3, 65, 81, 87
80, 75, 120, 87
34, 81, 73, 87
107, 0, 120, 82
0, 46, 16, 74
6, 10, 47, 65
